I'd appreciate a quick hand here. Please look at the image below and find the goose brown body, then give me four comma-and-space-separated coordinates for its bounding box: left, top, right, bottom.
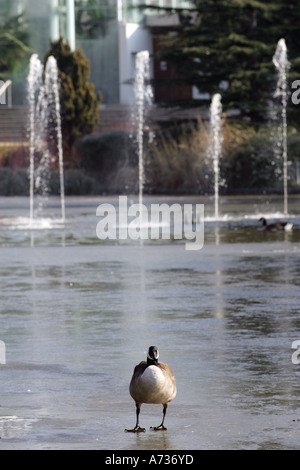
259, 217, 293, 231
130, 362, 176, 404
125, 346, 176, 432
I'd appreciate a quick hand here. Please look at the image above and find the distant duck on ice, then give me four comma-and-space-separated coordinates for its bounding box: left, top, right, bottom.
259, 217, 293, 232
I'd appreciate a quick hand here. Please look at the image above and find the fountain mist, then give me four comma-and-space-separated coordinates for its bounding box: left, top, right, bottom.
28, 54, 43, 221
45, 57, 65, 222
28, 54, 65, 223
133, 51, 153, 207
273, 38, 290, 216
209, 93, 222, 220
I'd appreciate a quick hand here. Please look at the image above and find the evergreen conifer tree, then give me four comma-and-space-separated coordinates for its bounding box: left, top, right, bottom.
158, 0, 300, 121
45, 37, 102, 158
0, 13, 31, 78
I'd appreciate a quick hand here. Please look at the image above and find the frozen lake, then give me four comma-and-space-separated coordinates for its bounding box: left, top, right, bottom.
0, 195, 300, 449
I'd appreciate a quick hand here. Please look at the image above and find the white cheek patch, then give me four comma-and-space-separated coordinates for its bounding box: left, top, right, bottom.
147, 350, 159, 361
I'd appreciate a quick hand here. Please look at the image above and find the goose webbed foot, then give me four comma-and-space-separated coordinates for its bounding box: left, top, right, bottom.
150, 424, 167, 431
125, 425, 146, 433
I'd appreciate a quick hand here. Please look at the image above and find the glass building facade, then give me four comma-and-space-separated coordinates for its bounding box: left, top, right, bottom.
0, 0, 193, 104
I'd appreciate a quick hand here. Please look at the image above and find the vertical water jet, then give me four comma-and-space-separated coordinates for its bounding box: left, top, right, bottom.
27, 54, 65, 223
273, 38, 290, 216
133, 51, 153, 208
28, 54, 44, 222
209, 93, 222, 220
45, 57, 65, 222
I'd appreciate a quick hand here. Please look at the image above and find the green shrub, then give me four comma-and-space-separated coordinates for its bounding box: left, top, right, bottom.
222, 123, 300, 193
74, 131, 138, 193
1, 121, 299, 196
44, 37, 102, 158
63, 169, 99, 195
0, 168, 28, 195
146, 120, 211, 194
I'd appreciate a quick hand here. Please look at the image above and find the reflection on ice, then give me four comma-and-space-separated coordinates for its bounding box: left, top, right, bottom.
204, 211, 296, 222
0, 194, 300, 449
0, 415, 37, 439
0, 196, 299, 249
0, 216, 65, 230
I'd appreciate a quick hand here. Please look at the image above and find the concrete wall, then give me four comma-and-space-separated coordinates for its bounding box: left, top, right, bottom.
118, 22, 153, 105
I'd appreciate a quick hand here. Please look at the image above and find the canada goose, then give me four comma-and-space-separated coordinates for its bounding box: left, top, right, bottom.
125, 346, 177, 432
259, 217, 293, 231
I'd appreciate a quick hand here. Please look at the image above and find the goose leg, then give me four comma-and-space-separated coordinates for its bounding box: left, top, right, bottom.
125, 402, 146, 432
150, 403, 168, 431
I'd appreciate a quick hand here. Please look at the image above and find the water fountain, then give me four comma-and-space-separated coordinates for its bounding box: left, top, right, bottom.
209, 93, 223, 220
133, 50, 153, 208
28, 53, 65, 223
272, 38, 290, 216
45, 56, 65, 222
28, 54, 43, 222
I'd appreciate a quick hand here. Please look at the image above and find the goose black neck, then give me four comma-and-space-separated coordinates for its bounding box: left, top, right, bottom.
147, 357, 158, 366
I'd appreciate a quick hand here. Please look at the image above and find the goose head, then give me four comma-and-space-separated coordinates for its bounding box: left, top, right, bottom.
259, 217, 267, 225
147, 346, 159, 365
